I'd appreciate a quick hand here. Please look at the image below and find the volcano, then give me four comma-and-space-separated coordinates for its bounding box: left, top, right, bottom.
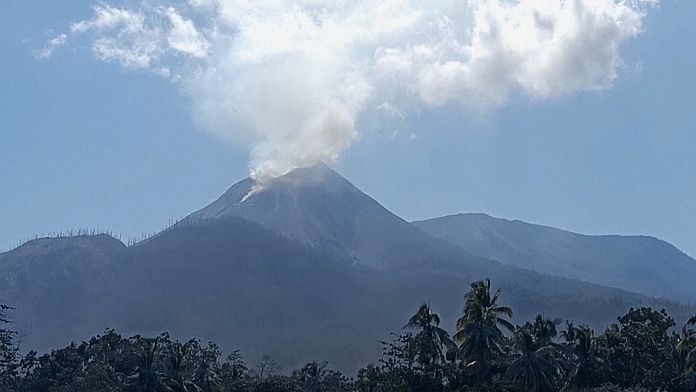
0, 163, 691, 372
185, 162, 452, 269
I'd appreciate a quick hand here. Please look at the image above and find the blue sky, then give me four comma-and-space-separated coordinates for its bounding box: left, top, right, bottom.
1, 0, 696, 257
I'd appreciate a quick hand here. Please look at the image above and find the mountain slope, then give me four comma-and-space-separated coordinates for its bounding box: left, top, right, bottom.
185, 162, 468, 270
414, 213, 696, 304
2, 222, 687, 373
0, 166, 693, 373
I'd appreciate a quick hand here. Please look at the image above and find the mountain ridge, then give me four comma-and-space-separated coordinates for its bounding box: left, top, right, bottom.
414, 212, 696, 303
430, 212, 690, 247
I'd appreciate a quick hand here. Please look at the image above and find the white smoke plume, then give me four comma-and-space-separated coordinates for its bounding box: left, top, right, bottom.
44, 0, 656, 182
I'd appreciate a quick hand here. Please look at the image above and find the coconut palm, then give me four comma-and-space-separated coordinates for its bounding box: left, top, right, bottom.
404, 303, 456, 368
529, 315, 560, 346
560, 322, 579, 345
561, 323, 602, 389
506, 318, 563, 392
453, 279, 514, 376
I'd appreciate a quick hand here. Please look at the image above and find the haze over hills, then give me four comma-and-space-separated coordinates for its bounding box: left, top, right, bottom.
414, 213, 696, 304
0, 164, 692, 372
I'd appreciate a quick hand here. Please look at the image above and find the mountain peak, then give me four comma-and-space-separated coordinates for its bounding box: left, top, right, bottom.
258, 161, 346, 190
286, 161, 332, 176
183, 162, 435, 268
189, 162, 354, 215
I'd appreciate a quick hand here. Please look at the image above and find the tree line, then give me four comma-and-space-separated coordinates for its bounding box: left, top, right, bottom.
1, 279, 696, 391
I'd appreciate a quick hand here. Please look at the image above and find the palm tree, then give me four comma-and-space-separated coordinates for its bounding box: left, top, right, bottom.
404, 303, 456, 368
529, 315, 560, 346
506, 318, 563, 392
677, 315, 696, 374
454, 279, 514, 377
560, 322, 579, 345
561, 323, 602, 389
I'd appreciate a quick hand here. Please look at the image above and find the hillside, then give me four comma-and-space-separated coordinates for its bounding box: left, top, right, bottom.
414, 213, 696, 304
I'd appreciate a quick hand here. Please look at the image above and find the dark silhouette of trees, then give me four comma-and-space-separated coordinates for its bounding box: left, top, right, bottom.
505, 316, 564, 391
218, 350, 249, 391
292, 361, 350, 392
0, 305, 17, 392
160, 338, 201, 392
601, 307, 680, 390
125, 336, 165, 392
2, 286, 696, 391
561, 323, 604, 390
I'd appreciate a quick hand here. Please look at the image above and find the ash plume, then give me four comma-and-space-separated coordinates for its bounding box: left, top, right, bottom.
42, 0, 656, 182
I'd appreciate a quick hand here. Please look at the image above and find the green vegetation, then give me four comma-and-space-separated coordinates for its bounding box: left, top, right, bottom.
1, 280, 695, 392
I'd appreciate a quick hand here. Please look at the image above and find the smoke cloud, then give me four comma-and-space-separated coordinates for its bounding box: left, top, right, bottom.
44, 0, 656, 182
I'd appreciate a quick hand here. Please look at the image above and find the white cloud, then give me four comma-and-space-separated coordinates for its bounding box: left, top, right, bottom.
46, 0, 656, 181
68, 4, 161, 68
70, 4, 145, 34
165, 7, 210, 57
36, 33, 67, 59
377, 0, 654, 106
62, 3, 209, 69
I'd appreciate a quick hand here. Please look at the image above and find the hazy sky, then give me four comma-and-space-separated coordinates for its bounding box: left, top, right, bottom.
1, 0, 695, 257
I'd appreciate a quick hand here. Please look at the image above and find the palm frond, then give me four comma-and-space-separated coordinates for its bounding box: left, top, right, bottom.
432, 313, 441, 327
492, 306, 514, 318
497, 318, 515, 333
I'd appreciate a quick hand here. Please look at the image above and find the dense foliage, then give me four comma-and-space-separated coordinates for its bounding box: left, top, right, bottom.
1, 280, 695, 391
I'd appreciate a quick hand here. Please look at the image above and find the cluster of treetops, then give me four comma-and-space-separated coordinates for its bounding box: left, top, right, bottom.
1, 279, 696, 392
